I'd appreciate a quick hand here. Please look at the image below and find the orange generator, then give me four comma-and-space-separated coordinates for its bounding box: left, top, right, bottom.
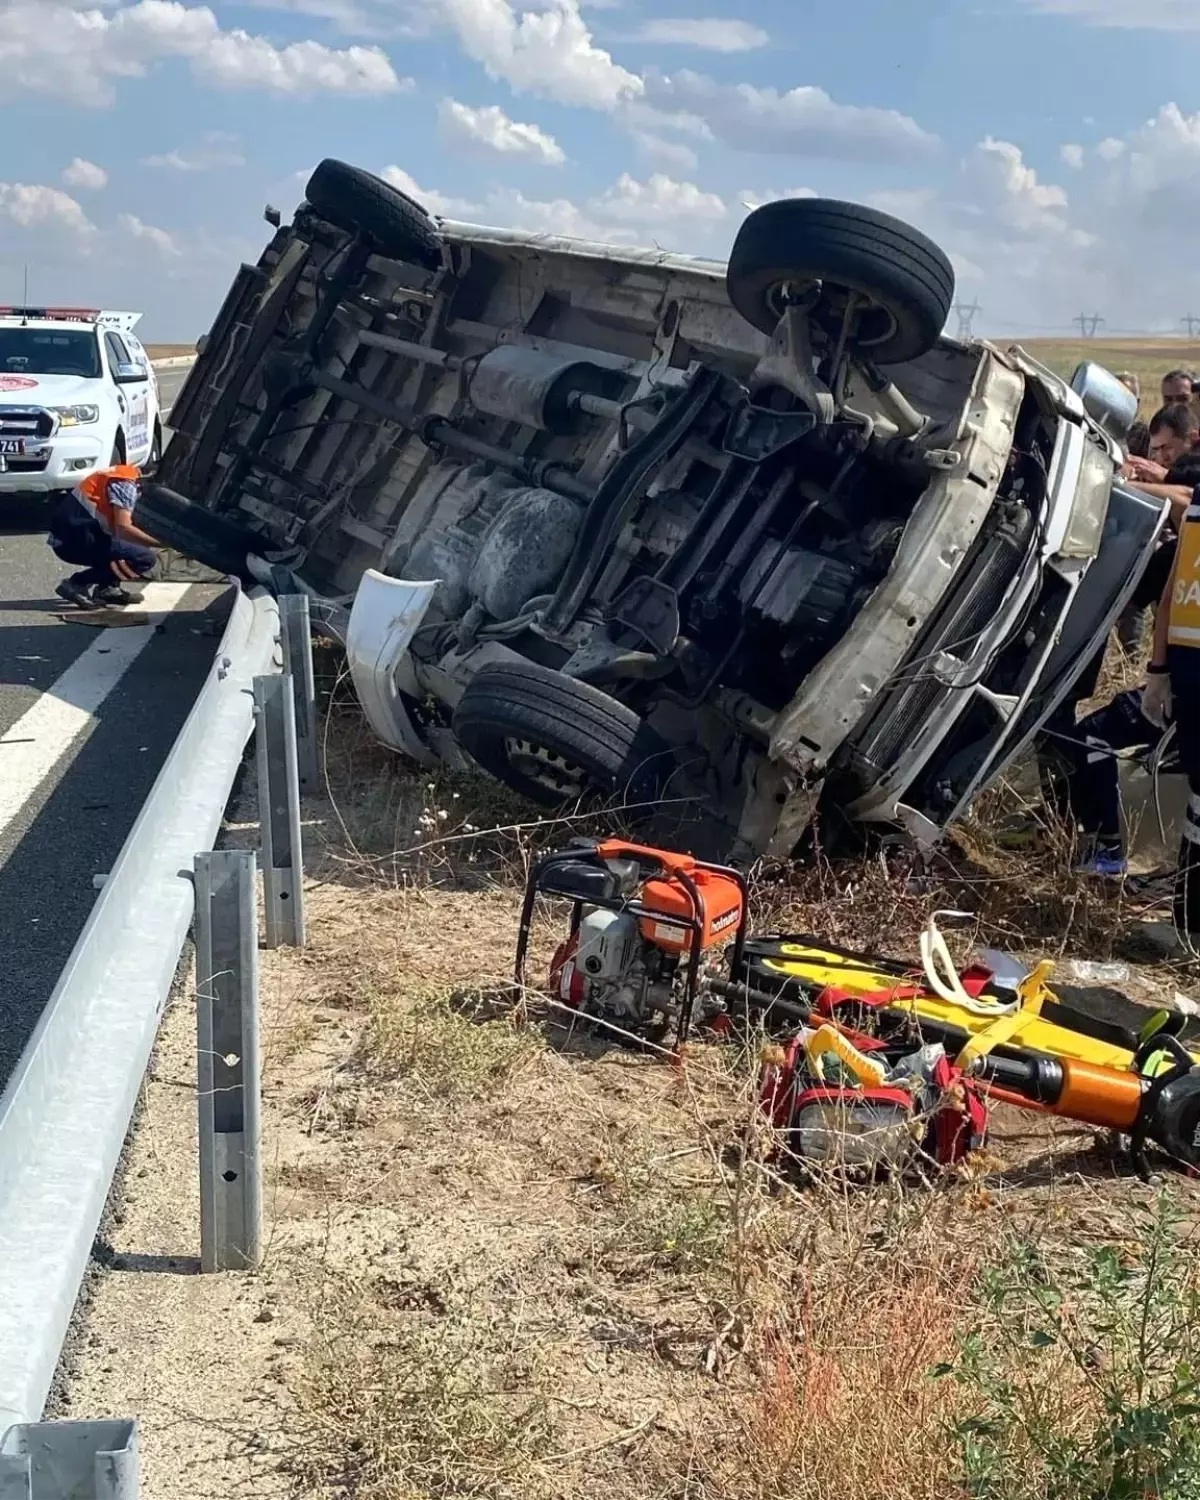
515, 839, 748, 1046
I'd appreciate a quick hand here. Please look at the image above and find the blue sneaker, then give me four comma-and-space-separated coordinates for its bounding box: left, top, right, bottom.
1079, 852, 1128, 878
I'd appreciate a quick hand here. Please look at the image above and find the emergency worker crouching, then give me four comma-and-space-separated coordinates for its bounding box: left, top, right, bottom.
48, 464, 161, 610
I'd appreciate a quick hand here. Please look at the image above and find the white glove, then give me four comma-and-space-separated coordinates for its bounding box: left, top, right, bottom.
1142, 671, 1173, 730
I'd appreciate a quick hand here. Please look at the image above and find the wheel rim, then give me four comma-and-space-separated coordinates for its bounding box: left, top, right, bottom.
766, 279, 900, 352
834, 295, 901, 352
503, 737, 588, 798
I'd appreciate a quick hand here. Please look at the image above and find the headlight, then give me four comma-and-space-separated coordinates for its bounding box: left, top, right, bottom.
51, 405, 100, 426
1059, 439, 1113, 560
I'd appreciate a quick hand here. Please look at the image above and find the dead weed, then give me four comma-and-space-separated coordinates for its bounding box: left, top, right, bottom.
710, 1258, 972, 1500
264, 677, 1197, 1500
358, 984, 542, 1101
290, 1279, 558, 1500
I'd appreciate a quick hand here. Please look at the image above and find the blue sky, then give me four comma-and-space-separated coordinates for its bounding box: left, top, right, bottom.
3, 0, 1199, 340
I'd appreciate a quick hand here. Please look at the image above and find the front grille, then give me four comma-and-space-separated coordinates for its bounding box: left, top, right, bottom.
2, 456, 50, 473
0, 407, 54, 439
847, 520, 1029, 777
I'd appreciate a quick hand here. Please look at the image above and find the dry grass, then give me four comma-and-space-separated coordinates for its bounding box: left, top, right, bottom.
712, 1259, 972, 1499
357, 984, 543, 1101
1011, 337, 1200, 416
243, 656, 1200, 1500
291, 1284, 558, 1500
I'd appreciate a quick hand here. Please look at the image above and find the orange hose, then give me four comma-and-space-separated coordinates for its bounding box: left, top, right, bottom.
981, 1084, 1053, 1115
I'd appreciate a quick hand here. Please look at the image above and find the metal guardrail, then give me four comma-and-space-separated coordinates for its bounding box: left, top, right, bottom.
0, 583, 282, 1440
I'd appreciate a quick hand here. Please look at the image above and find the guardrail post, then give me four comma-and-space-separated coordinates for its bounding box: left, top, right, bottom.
0, 1419, 139, 1498
253, 673, 306, 949
279, 593, 318, 790
195, 850, 262, 1274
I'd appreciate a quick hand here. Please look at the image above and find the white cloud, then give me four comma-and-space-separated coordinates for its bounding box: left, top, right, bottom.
381, 166, 479, 218
438, 99, 565, 164
1096, 105, 1200, 240
141, 132, 246, 171
591, 172, 727, 224
1122, 105, 1200, 186
1059, 142, 1084, 169
866, 187, 939, 220
974, 137, 1071, 234
0, 183, 95, 236
1018, 0, 1200, 28
118, 212, 182, 256
630, 131, 699, 174
485, 187, 639, 243
196, 30, 403, 92
390, 169, 728, 250
62, 158, 108, 191
0, 0, 406, 105
825, 107, 1200, 333
634, 18, 767, 51
641, 70, 940, 162
240, 0, 424, 36
435, 0, 642, 109
739, 186, 818, 211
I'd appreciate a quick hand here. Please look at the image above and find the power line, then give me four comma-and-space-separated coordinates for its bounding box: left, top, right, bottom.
1073, 312, 1106, 338
954, 300, 981, 339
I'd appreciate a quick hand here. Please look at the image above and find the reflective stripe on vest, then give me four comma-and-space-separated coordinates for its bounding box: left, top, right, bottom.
72, 464, 141, 536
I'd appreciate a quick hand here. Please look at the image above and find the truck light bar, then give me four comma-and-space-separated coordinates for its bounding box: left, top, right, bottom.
0, 307, 142, 330
0, 306, 100, 322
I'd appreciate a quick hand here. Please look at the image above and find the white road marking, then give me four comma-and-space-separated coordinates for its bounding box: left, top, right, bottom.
0, 582, 192, 837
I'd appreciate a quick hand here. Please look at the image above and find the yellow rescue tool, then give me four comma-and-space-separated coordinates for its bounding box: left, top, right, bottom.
742, 926, 1198, 1074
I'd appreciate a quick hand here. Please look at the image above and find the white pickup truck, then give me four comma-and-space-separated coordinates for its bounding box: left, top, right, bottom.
0, 307, 163, 497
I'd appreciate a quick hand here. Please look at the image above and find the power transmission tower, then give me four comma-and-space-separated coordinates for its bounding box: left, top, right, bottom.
1182, 313, 1200, 338
954, 300, 981, 339
1073, 312, 1105, 338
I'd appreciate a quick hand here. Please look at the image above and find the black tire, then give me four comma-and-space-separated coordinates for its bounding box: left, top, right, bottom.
452, 661, 670, 810
110, 434, 125, 466
305, 159, 440, 268
726, 198, 955, 364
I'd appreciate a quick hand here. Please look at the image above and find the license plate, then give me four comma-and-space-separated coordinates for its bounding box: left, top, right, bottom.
0, 438, 25, 455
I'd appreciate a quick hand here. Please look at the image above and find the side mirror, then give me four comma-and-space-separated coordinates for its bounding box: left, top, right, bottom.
1070, 361, 1138, 445
113, 362, 147, 384
264, 204, 282, 228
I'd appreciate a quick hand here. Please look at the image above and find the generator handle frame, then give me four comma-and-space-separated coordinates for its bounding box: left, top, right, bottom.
514, 841, 750, 1047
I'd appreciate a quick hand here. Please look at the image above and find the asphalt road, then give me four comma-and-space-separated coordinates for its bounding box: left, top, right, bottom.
0, 363, 230, 1085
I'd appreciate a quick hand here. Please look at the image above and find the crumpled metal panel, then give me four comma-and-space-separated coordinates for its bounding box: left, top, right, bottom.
769, 347, 1026, 777
345, 569, 441, 766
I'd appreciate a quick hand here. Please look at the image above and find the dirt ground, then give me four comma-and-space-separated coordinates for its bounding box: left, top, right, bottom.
58, 675, 1200, 1500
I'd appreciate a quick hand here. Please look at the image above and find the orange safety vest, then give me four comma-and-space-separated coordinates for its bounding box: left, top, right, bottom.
73, 464, 141, 535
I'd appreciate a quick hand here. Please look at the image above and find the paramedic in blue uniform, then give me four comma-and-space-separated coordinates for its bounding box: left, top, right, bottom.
1146, 481, 1200, 946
